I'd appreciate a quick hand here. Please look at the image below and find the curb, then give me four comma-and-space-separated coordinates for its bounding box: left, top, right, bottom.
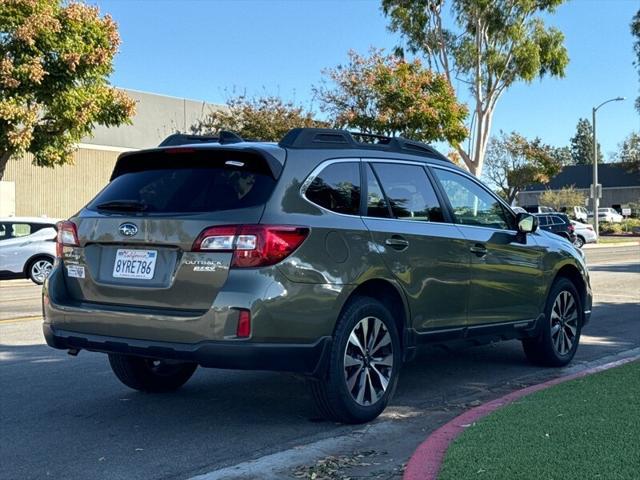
403, 355, 640, 480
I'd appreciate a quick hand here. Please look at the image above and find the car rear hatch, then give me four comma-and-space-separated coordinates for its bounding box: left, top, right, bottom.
60, 147, 281, 311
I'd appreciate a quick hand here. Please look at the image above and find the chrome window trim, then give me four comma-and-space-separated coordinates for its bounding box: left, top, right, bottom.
299, 157, 522, 236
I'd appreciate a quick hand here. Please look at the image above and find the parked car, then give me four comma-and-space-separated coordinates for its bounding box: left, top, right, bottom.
523, 205, 555, 214
588, 208, 623, 223
0, 217, 58, 284
511, 206, 527, 214
571, 221, 597, 248
534, 213, 576, 243
569, 206, 589, 223
43, 129, 592, 424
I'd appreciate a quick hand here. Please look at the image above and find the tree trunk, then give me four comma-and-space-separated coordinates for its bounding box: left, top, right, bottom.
0, 151, 11, 181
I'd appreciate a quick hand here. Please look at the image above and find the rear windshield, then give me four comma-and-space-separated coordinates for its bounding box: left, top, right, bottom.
87, 151, 276, 214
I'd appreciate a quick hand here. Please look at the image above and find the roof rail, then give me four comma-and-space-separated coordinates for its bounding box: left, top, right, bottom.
278, 128, 450, 162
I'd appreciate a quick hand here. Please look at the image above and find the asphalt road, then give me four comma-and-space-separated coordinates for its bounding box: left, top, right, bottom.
1, 245, 638, 480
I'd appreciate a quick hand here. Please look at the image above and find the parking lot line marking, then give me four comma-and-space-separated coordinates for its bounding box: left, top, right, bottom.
0, 316, 42, 324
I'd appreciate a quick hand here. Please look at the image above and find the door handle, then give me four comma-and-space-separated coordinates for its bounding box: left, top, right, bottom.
469, 243, 488, 257
385, 236, 409, 250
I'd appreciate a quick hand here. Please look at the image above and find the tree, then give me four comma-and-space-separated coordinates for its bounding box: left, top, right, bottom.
632, 8, 640, 113
192, 94, 326, 141
539, 187, 586, 212
614, 131, 640, 172
0, 0, 135, 180
483, 131, 561, 204
382, 0, 569, 177
549, 145, 572, 167
570, 118, 601, 165
316, 49, 468, 144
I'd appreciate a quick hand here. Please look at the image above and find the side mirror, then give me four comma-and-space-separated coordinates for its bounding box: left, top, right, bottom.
516, 213, 537, 234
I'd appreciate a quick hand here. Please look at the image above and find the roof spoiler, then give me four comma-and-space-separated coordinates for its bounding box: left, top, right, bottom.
158, 131, 245, 147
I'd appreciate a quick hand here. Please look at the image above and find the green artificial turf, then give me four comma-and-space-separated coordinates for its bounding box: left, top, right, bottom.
439, 361, 640, 480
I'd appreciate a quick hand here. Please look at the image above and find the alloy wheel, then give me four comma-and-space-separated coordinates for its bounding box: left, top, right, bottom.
31, 260, 53, 283
550, 291, 579, 356
343, 316, 394, 406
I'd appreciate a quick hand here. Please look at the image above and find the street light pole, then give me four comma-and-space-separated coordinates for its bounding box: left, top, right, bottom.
591, 97, 624, 239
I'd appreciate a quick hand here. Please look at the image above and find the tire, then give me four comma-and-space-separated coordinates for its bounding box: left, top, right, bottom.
27, 256, 54, 285
573, 236, 585, 248
522, 277, 582, 367
108, 354, 197, 392
309, 297, 402, 424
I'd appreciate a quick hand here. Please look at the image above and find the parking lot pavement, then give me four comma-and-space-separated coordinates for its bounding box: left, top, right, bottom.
0, 279, 41, 321
0, 246, 638, 480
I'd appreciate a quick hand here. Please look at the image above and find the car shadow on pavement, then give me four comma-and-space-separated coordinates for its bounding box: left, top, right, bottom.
588, 263, 640, 274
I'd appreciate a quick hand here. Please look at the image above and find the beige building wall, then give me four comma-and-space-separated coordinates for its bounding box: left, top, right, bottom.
3, 146, 120, 219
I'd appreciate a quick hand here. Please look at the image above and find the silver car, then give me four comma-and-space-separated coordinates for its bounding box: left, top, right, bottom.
0, 217, 58, 284
571, 220, 598, 248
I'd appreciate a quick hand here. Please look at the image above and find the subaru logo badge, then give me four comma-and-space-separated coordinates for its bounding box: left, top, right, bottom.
119, 223, 138, 237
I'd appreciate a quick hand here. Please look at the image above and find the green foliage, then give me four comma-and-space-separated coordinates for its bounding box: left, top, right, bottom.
548, 145, 572, 166
539, 187, 586, 212
614, 131, 640, 172
192, 94, 326, 142
316, 49, 468, 145
632, 9, 640, 113
570, 118, 601, 165
483, 131, 561, 204
0, 0, 135, 179
382, 0, 569, 176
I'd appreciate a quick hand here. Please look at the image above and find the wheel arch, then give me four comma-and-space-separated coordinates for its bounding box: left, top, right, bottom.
23, 253, 55, 277
337, 278, 412, 359
552, 264, 588, 320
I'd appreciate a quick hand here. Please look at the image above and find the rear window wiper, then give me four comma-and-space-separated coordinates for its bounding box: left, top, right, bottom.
95, 200, 151, 212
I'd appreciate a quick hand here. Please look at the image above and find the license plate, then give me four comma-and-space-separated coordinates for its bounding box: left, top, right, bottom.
113, 249, 157, 280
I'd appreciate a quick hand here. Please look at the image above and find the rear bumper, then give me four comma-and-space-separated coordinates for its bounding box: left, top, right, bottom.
43, 323, 331, 376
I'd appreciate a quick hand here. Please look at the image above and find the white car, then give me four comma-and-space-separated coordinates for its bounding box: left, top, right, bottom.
571, 206, 589, 223
588, 208, 623, 223
0, 217, 59, 284
571, 220, 598, 248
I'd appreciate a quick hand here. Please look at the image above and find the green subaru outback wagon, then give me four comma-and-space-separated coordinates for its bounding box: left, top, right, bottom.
44, 128, 592, 423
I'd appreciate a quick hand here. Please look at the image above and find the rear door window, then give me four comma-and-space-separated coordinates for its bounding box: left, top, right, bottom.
372, 163, 444, 222
11, 223, 31, 237
305, 162, 361, 215
88, 151, 276, 214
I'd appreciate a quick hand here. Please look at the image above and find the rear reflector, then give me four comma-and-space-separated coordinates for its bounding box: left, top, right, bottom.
56, 221, 79, 257
192, 225, 309, 268
236, 309, 251, 338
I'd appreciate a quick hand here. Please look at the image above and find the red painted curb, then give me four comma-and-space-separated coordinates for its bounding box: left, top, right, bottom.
403, 356, 640, 480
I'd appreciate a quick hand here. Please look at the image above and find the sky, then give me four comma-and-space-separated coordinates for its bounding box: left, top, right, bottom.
92, 0, 639, 159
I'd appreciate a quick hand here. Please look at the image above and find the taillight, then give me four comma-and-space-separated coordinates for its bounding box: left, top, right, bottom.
192, 225, 309, 268
568, 224, 575, 232
56, 221, 79, 257
236, 309, 251, 338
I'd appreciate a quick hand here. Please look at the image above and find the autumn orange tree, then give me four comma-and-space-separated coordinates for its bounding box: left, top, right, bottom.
0, 0, 135, 179
316, 49, 468, 145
